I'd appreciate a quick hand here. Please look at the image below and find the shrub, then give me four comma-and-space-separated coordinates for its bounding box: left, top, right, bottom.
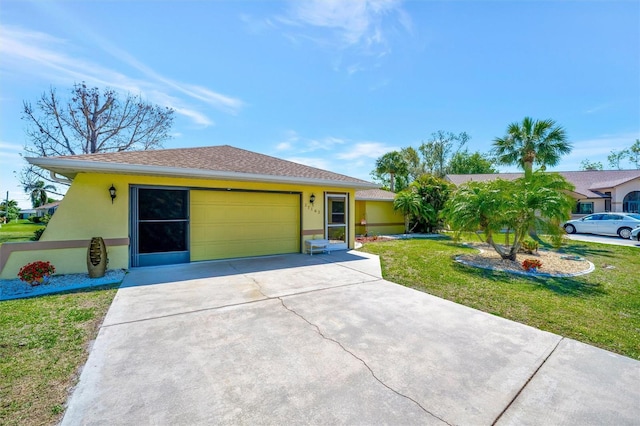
520, 239, 539, 254
29, 216, 42, 224
18, 261, 56, 284
31, 228, 46, 241
522, 258, 542, 272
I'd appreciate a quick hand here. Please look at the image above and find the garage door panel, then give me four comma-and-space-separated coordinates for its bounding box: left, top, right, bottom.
191, 191, 300, 261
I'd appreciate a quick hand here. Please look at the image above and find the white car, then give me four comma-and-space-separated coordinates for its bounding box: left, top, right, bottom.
631, 226, 640, 241
564, 213, 640, 239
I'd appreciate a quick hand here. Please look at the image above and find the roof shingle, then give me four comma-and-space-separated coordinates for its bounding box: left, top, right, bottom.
446, 170, 640, 198
355, 189, 396, 201
31, 145, 377, 187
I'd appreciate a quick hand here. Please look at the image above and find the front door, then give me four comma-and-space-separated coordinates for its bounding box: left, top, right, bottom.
130, 187, 190, 267
325, 193, 348, 250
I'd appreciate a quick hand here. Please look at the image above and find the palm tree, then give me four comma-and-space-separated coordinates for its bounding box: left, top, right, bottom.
374, 151, 409, 192
393, 190, 423, 233
492, 117, 571, 179
0, 199, 20, 223
443, 172, 574, 260
24, 180, 56, 208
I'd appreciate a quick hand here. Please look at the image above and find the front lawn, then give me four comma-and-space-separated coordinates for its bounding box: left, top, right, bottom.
0, 220, 44, 245
360, 237, 640, 360
0, 287, 118, 425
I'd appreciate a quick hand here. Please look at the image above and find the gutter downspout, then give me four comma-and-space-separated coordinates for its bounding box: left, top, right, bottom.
49, 171, 73, 185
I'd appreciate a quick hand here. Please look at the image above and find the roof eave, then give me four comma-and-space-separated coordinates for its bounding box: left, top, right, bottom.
27, 157, 379, 190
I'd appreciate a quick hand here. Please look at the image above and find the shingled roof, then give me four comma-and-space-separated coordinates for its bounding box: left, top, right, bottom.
355, 189, 396, 201
446, 170, 640, 198
27, 145, 378, 189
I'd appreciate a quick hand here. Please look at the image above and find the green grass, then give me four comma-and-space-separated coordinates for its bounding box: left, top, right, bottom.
360, 237, 640, 360
0, 220, 44, 245
0, 287, 118, 425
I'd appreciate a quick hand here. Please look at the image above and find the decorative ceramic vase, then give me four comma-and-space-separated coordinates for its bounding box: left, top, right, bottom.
87, 237, 107, 278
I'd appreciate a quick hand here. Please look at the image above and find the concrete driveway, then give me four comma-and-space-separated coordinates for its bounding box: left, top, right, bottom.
62, 251, 640, 425
565, 233, 640, 247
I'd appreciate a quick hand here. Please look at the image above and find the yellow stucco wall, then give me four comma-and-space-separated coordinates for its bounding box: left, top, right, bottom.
1, 172, 357, 278
355, 200, 404, 236
1, 246, 129, 279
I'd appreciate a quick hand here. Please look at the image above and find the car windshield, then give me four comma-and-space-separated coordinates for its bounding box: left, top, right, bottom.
627, 214, 640, 220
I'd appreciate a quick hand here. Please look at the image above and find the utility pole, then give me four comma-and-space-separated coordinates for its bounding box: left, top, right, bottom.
4, 191, 8, 224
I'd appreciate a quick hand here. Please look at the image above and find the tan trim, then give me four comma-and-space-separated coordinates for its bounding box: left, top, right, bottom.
0, 238, 129, 273
302, 229, 324, 236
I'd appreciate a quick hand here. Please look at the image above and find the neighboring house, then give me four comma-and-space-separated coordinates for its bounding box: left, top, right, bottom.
446, 170, 640, 216
17, 203, 59, 221
0, 145, 377, 278
355, 189, 404, 236
35, 201, 60, 217
18, 209, 37, 220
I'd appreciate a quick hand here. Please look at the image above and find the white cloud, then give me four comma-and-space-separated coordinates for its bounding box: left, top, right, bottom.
274, 131, 346, 153
0, 25, 243, 126
276, 0, 410, 58
584, 103, 613, 115
336, 142, 399, 160
273, 132, 396, 182
0, 141, 24, 152
285, 156, 331, 170
276, 142, 293, 151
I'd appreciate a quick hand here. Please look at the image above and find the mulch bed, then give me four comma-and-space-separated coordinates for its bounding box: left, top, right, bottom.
456, 243, 593, 276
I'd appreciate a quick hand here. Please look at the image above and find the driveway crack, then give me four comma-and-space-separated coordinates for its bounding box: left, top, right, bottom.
278, 297, 453, 426
491, 337, 564, 425
227, 262, 269, 299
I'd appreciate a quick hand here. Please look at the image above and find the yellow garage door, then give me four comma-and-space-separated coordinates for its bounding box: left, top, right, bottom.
190, 190, 300, 261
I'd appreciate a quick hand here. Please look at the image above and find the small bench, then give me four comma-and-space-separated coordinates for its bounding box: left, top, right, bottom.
305, 239, 331, 255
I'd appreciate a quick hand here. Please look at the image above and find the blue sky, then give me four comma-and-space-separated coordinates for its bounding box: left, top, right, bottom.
1, 0, 639, 208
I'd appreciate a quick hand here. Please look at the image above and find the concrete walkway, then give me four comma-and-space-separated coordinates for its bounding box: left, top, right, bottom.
62, 251, 640, 425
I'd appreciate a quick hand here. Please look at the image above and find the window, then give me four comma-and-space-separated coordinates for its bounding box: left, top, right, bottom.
604, 192, 611, 212
623, 191, 640, 213
575, 202, 593, 214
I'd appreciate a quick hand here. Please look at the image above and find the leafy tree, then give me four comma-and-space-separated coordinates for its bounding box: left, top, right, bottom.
419, 131, 470, 178
448, 150, 497, 174
608, 150, 625, 170
630, 139, 640, 168
21, 83, 174, 187
372, 151, 409, 192
393, 190, 424, 233
492, 117, 571, 179
401, 146, 425, 181
409, 174, 453, 232
580, 159, 603, 171
443, 172, 574, 260
23, 180, 57, 208
0, 200, 20, 222
609, 139, 640, 170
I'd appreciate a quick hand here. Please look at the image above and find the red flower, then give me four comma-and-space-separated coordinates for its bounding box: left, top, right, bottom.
522, 258, 542, 271
18, 261, 56, 283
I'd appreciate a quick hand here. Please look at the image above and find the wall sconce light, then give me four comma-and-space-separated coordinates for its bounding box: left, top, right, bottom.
109, 184, 117, 204
309, 194, 316, 204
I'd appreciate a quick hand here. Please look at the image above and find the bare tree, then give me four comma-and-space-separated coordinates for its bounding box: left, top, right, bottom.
21, 83, 174, 186
419, 131, 470, 178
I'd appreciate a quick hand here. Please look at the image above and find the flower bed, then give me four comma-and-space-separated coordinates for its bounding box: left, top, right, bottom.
456, 243, 593, 277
